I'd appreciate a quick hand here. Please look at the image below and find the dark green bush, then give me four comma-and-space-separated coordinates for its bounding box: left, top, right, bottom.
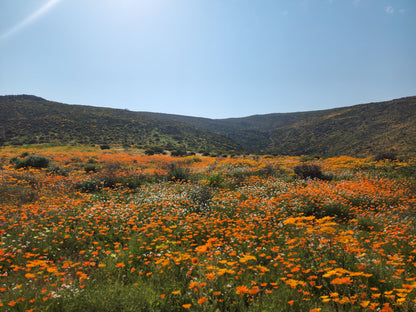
145, 146, 164, 155
170, 147, 187, 157
373, 151, 397, 162
297, 200, 353, 222
87, 158, 98, 164
11, 154, 50, 169
75, 179, 102, 192
300, 155, 320, 162
84, 163, 100, 173
294, 163, 323, 179
144, 148, 155, 155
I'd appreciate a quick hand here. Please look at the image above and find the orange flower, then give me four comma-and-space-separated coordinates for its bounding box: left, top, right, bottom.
191, 257, 199, 265
205, 273, 216, 280
25, 273, 36, 278
248, 286, 260, 295
381, 303, 393, 312
195, 245, 209, 253
116, 262, 125, 268
182, 304, 191, 309
236, 285, 249, 295
330, 277, 352, 285
198, 297, 207, 304
8, 301, 17, 307
172, 290, 181, 295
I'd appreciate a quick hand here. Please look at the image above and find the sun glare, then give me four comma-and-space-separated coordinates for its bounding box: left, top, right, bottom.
0, 0, 62, 40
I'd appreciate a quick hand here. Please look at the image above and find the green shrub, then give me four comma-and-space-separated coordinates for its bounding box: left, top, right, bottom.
297, 200, 353, 222
75, 179, 102, 192
373, 151, 397, 162
145, 146, 164, 155
144, 148, 155, 155
47, 165, 69, 176
207, 172, 223, 187
167, 163, 190, 182
11, 154, 50, 169
87, 158, 98, 164
300, 155, 320, 162
170, 148, 187, 157
294, 163, 323, 179
84, 163, 100, 173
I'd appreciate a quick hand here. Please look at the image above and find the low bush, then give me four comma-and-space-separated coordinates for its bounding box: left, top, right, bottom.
373, 150, 397, 161
167, 163, 190, 182
294, 163, 323, 179
11, 154, 50, 169
206, 172, 224, 187
47, 165, 69, 176
84, 163, 100, 173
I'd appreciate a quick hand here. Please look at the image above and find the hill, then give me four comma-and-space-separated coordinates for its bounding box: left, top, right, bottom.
142, 96, 416, 156
1, 95, 416, 156
0, 95, 241, 154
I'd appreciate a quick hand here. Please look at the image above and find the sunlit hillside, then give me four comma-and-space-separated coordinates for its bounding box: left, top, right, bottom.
1, 95, 416, 156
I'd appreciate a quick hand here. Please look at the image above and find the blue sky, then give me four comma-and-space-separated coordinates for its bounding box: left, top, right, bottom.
1, 0, 415, 118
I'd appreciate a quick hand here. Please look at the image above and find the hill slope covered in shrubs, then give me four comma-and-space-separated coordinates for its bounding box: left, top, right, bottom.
1, 95, 415, 156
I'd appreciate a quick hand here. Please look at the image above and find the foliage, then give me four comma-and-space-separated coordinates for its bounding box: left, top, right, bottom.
84, 163, 100, 173
10, 154, 50, 169
100, 144, 110, 150
166, 162, 190, 182
294, 163, 323, 179
373, 150, 397, 161
206, 172, 224, 187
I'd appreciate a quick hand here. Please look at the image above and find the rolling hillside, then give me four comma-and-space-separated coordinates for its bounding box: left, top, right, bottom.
1, 95, 415, 156
142, 96, 416, 156
0, 95, 241, 154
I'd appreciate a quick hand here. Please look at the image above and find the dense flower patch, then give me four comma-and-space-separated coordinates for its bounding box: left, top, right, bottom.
0, 147, 415, 311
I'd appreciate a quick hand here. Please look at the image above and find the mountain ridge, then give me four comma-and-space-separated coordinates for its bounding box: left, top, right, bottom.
1, 95, 415, 156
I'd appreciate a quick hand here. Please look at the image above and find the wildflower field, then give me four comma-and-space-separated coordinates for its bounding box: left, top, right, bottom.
1, 146, 416, 311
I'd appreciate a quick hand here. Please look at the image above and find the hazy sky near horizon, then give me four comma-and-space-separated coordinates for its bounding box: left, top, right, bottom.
1, 0, 415, 118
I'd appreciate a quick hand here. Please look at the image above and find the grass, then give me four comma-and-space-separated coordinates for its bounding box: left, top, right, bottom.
0, 146, 415, 311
